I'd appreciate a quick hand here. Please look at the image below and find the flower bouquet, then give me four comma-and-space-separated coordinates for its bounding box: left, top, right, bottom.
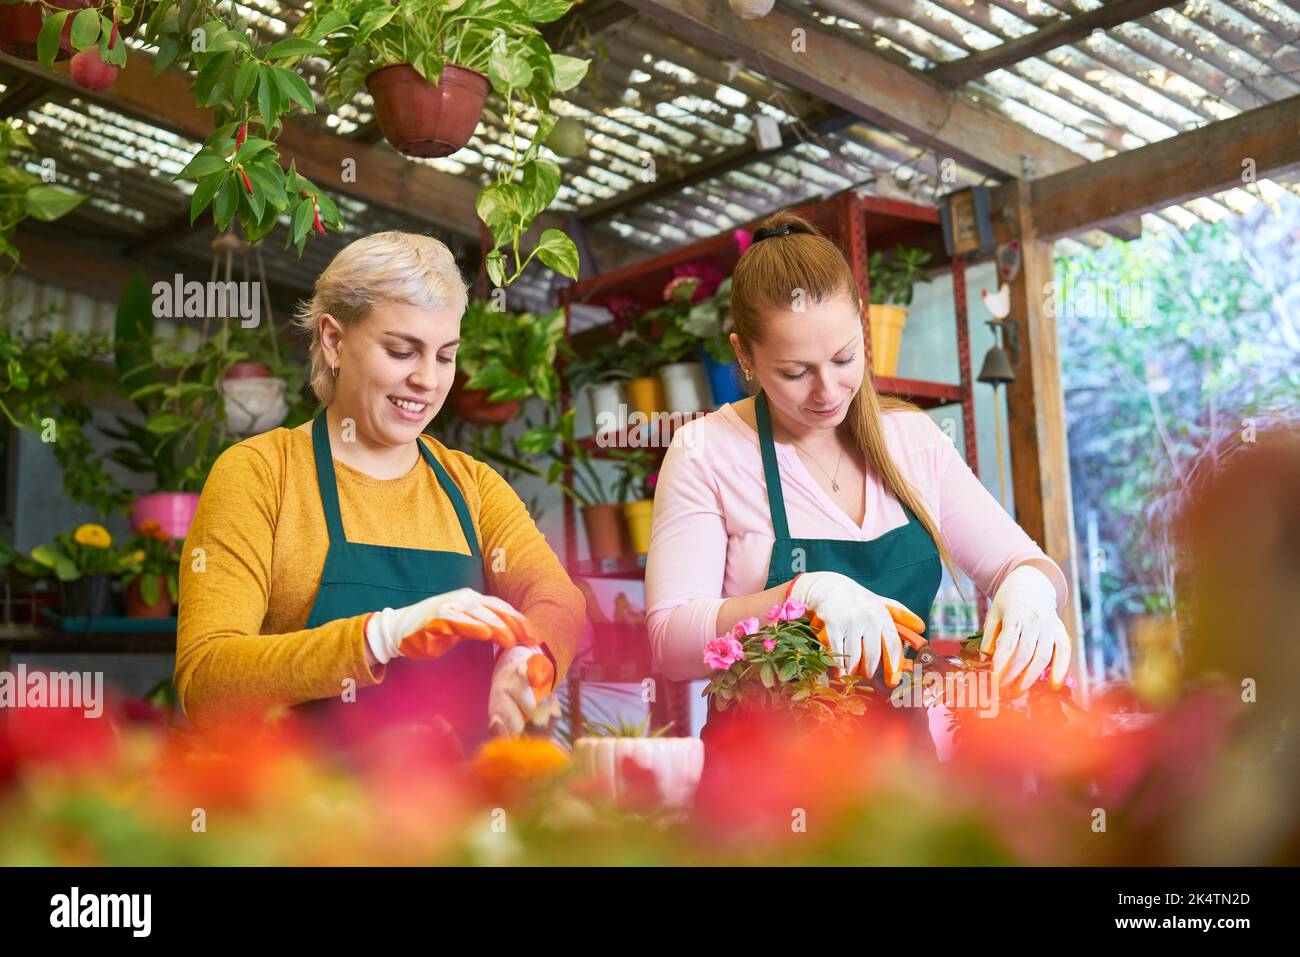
702, 598, 873, 732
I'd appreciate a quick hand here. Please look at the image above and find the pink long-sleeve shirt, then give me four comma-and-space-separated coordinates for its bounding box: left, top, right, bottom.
644, 402, 1069, 681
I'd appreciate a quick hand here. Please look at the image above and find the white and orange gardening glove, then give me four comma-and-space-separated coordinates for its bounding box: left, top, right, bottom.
488, 645, 556, 737
980, 564, 1071, 692
364, 587, 539, 665
786, 572, 916, 687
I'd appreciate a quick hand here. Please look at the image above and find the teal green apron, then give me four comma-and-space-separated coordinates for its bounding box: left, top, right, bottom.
295, 410, 493, 754
701, 391, 943, 751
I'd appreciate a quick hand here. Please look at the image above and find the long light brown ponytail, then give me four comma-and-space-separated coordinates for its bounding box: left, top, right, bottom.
730, 210, 961, 590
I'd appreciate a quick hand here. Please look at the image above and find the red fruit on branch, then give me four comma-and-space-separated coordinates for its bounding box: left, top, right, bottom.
70, 46, 118, 92
312, 200, 325, 234
235, 123, 247, 150
240, 167, 253, 194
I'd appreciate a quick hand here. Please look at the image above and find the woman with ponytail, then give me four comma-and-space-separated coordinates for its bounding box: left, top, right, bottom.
645, 211, 1071, 746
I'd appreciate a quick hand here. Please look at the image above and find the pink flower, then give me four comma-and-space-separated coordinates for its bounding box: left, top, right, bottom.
731, 617, 761, 640
764, 603, 785, 624
782, 598, 807, 620
671, 260, 724, 301
663, 275, 702, 304
762, 638, 776, 653
704, 634, 746, 671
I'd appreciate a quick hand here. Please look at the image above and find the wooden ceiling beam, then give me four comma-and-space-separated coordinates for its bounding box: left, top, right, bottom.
927, 0, 1185, 88
1030, 93, 1300, 239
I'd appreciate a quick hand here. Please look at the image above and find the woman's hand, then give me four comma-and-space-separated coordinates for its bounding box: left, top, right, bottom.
488, 646, 555, 737
365, 588, 538, 665
981, 564, 1071, 692
787, 571, 919, 686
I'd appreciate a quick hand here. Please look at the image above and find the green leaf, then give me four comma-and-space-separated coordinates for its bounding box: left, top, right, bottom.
257, 71, 278, 131
289, 198, 314, 246
244, 164, 285, 209
70, 7, 101, 51
146, 413, 191, 435
234, 137, 275, 164
175, 152, 229, 179
522, 0, 574, 23
266, 37, 325, 60
355, 5, 397, 41
270, 66, 315, 112
213, 174, 240, 229
550, 54, 589, 93
534, 228, 579, 279
475, 182, 524, 236
155, 35, 181, 74
485, 251, 505, 287
489, 47, 533, 91
189, 171, 227, 223
192, 51, 234, 108
521, 158, 561, 222
23, 186, 86, 222
233, 59, 259, 103
37, 11, 72, 71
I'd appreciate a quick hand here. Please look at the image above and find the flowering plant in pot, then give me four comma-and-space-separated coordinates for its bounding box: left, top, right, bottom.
297, 0, 589, 287
703, 598, 876, 734
0, 539, 58, 625
118, 518, 180, 618
570, 705, 703, 815
453, 300, 569, 424
30, 523, 132, 618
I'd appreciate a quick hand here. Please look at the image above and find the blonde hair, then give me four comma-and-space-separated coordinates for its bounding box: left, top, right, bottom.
730, 210, 960, 589
293, 230, 469, 405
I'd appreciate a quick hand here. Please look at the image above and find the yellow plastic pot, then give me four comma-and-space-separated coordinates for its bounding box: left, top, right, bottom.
622, 499, 654, 555
866, 304, 908, 377
626, 376, 665, 419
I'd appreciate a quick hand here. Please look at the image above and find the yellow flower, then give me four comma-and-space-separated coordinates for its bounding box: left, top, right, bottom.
73, 524, 112, 549
131, 550, 146, 564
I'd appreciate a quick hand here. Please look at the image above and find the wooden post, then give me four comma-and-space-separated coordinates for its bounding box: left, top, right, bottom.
992, 181, 1087, 694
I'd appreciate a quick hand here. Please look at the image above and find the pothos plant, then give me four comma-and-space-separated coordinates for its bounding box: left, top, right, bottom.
30, 2, 343, 252
458, 299, 570, 403
294, 0, 588, 285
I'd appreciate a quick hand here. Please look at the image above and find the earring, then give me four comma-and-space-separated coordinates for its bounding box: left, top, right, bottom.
744, 368, 753, 381
332, 364, 339, 378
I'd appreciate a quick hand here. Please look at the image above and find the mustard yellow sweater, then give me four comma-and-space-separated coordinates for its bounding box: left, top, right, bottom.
175, 424, 585, 726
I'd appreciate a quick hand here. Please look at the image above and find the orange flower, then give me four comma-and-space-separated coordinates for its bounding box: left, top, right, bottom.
472, 737, 568, 800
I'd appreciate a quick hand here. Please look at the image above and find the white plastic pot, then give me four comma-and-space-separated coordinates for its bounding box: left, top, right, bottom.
571, 736, 704, 810
220, 375, 289, 436
587, 380, 626, 438
658, 362, 711, 415
729, 0, 775, 20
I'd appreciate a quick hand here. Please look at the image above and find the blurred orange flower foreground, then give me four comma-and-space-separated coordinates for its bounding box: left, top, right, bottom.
0, 664, 1293, 865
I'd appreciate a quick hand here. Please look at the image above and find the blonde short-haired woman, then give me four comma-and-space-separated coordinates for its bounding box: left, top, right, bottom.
176, 231, 585, 753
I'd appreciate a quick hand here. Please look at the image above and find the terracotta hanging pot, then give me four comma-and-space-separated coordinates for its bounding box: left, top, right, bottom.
0, 0, 91, 61
365, 63, 489, 158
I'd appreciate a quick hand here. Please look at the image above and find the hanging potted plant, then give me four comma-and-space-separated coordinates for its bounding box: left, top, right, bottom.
30, 524, 131, 619
0, 0, 91, 62
866, 246, 932, 378
119, 519, 180, 619
299, 0, 589, 287
452, 300, 568, 425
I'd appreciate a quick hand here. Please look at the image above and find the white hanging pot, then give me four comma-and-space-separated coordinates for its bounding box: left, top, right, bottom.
221, 375, 289, 436
571, 736, 704, 810
659, 362, 711, 415
587, 380, 627, 439
729, 0, 775, 20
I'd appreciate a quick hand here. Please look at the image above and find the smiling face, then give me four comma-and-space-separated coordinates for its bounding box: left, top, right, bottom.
734, 291, 865, 433
319, 300, 461, 447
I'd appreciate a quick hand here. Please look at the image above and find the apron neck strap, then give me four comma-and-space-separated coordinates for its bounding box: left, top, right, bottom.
311, 409, 481, 557
755, 391, 792, 541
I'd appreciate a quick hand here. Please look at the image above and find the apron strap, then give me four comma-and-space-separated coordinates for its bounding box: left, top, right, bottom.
416, 438, 482, 558
311, 409, 348, 546
754, 391, 791, 541
311, 410, 482, 558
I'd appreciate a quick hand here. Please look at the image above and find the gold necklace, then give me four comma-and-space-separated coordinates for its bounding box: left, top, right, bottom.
783, 429, 846, 493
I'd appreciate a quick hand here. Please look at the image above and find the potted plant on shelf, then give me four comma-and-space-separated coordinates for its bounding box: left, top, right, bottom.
119, 518, 180, 618
866, 246, 932, 378
609, 447, 657, 557
0, 539, 58, 627
453, 300, 569, 425
297, 0, 589, 286
482, 406, 633, 561
30, 523, 131, 619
